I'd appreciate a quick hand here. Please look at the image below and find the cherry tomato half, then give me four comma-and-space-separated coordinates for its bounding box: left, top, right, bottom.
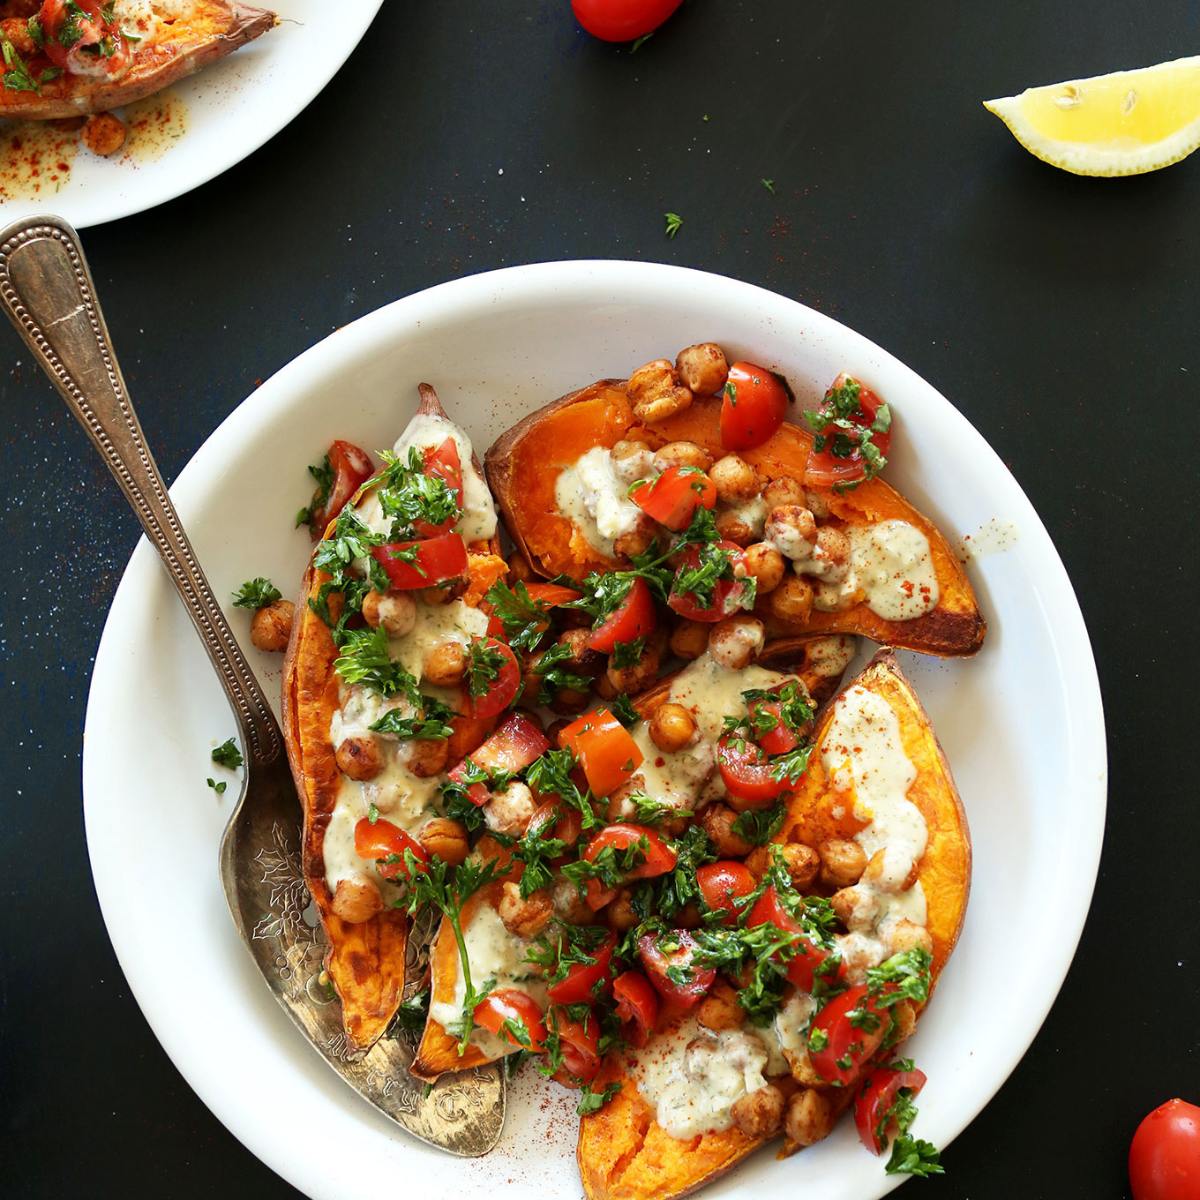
613, 970, 659, 1046
558, 708, 644, 797
748, 686, 801, 756
582, 823, 677, 909
570, 0, 683, 43
40, 0, 130, 73
855, 1064, 928, 1154
413, 438, 464, 536
551, 1007, 601, 1082
465, 637, 522, 720
696, 861, 757, 924
474, 988, 547, 1051
803, 373, 892, 491
548, 934, 617, 1005
304, 439, 374, 534
746, 886, 841, 992
353, 817, 429, 880
1129, 1099, 1200, 1200
587, 576, 657, 654
720, 361, 790, 452
716, 733, 789, 809
666, 542, 751, 623
449, 711, 549, 805
637, 929, 715, 1007
631, 466, 717, 531
808, 984, 890, 1088
371, 532, 468, 590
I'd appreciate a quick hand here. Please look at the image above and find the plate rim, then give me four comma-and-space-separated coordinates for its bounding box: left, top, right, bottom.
82, 259, 1108, 1199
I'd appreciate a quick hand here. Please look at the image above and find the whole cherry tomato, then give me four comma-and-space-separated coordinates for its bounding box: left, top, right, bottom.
570, 0, 683, 43
720, 361, 790, 452
1129, 1099, 1200, 1200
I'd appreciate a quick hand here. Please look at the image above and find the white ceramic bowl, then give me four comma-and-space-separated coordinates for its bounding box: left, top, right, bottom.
83, 261, 1106, 1200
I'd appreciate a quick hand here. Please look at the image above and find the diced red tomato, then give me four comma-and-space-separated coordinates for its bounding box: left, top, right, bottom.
720, 361, 790, 452
582, 823, 676, 910
746, 886, 842, 992
666, 542, 751, 623
808, 984, 890, 1087
638, 930, 715, 1007
558, 709, 643, 797
855, 1063, 928, 1154
803, 373, 892, 491
473, 988, 547, 1051
548, 934, 616, 1005
1129, 1099, 1200, 1200
587, 576, 657, 654
527, 800, 583, 856
449, 711, 549, 805
570, 0, 684, 42
465, 637, 521, 720
631, 466, 717, 531
551, 1007, 601, 1082
715, 734, 789, 808
303, 440, 374, 534
696, 861, 757, 923
613, 970, 660, 1046
353, 817, 429, 880
412, 438, 463, 536
371, 532, 468, 590
40, 0, 131, 74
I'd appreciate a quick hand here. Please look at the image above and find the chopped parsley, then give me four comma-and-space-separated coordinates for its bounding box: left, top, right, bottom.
296, 453, 335, 530
886, 1136, 943, 1178
369, 693, 457, 741
531, 641, 591, 706
393, 987, 430, 1033
232, 577, 282, 609
512, 812, 567, 898
483, 580, 554, 652
525, 747, 599, 831
611, 693, 640, 729
332, 625, 416, 696
466, 638, 508, 699
730, 803, 786, 846
663, 212, 683, 239
371, 446, 460, 539
610, 637, 645, 669
761, 178, 776, 193
206, 777, 227, 796
1, 36, 61, 93
576, 1081, 622, 1116
211, 738, 244, 770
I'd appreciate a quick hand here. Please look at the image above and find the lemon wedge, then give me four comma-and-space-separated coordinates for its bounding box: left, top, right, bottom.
984, 56, 1200, 176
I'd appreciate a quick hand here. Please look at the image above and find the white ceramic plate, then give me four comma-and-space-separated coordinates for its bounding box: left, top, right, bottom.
83, 262, 1106, 1200
0, 1, 382, 229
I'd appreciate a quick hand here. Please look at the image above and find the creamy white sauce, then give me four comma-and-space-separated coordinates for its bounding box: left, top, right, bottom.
630, 1019, 772, 1139
393, 412, 497, 543
555, 446, 644, 557
805, 634, 857, 678
771, 991, 818, 1066
428, 901, 549, 1053
813, 521, 939, 621
721, 493, 768, 538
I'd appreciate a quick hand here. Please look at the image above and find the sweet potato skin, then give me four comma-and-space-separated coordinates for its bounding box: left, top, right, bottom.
486, 383, 985, 657
576, 649, 971, 1200
0, 1, 274, 120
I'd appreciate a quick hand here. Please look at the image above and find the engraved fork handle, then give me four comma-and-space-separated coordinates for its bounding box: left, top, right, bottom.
0, 215, 281, 766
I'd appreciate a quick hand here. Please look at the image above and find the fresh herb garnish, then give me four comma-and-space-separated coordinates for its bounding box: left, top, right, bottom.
886, 1135, 944, 1178
211, 738, 244, 770
232, 577, 282, 609
332, 625, 416, 696
531, 641, 591, 706
525, 747, 599, 830
466, 638, 507, 699
513, 813, 567, 898
730, 803, 786, 846
206, 777, 227, 795
576, 1081, 622, 1116
1, 36, 61, 93
761, 178, 775, 193
369, 693, 458, 740
664, 212, 683, 240
611, 638, 645, 669
801, 375, 890, 491
394, 988, 430, 1033
483, 580, 554, 653
371, 447, 460, 540
611, 692, 640, 729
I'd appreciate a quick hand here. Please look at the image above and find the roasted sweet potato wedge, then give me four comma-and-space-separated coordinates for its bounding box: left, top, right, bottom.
575, 649, 971, 1200
281, 387, 505, 1051
0, 1, 274, 121
485, 381, 985, 657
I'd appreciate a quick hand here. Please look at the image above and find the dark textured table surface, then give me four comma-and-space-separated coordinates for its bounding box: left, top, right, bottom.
3, 2, 1198, 1196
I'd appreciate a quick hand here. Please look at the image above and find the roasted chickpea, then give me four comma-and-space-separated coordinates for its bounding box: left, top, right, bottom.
708, 615, 765, 670
805, 489, 832, 519
418, 817, 470, 866
653, 440, 713, 473
606, 887, 640, 932
498, 880, 554, 939
742, 542, 785, 594
405, 737, 450, 779
331, 876, 383, 924
762, 476, 806, 510
593, 672, 618, 700
715, 510, 756, 546
422, 640, 467, 686
830, 884, 880, 933
649, 702, 697, 753
557, 628, 604, 675
888, 920, 933, 960
485, 780, 536, 836
765, 505, 817, 561
250, 599, 294, 652
784, 1089, 835, 1149
744, 846, 773, 879
610, 439, 656, 484
803, 525, 852, 584
614, 519, 656, 560
675, 343, 730, 396
861, 847, 920, 893
710, 454, 761, 503
361, 589, 417, 638
766, 576, 815, 626
628, 359, 694, 424
669, 619, 709, 661
605, 633, 663, 694
509, 552, 535, 583
731, 1084, 785, 1137
546, 718, 572, 746
0, 16, 36, 54
697, 979, 744, 1031
82, 113, 127, 157
553, 878, 594, 925
335, 735, 383, 782
818, 838, 867, 888
781, 842, 820, 890
700, 803, 753, 858
419, 579, 465, 605
785, 1045, 825, 1088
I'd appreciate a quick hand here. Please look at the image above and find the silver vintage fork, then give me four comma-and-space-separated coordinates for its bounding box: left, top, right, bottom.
0, 215, 504, 1155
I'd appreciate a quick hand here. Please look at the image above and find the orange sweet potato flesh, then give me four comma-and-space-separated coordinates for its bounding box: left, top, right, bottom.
281, 391, 504, 1052
485, 382, 985, 658
0, 2, 274, 121
576, 649, 971, 1200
